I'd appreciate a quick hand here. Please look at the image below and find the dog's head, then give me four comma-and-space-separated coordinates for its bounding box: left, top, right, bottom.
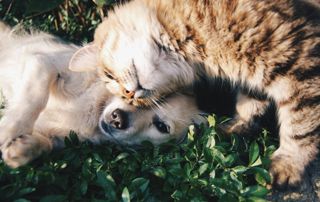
99, 93, 206, 145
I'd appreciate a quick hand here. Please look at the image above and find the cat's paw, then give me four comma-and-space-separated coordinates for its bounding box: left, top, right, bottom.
218, 117, 260, 135
270, 153, 305, 189
1, 134, 44, 168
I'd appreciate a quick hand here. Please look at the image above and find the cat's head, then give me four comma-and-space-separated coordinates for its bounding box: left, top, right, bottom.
69, 0, 195, 107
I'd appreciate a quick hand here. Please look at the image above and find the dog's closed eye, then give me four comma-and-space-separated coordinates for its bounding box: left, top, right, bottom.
153, 116, 170, 134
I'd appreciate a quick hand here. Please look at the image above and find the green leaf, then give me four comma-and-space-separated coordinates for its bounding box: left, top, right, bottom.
248, 141, 259, 166
196, 179, 208, 186
69, 132, 80, 145
92, 0, 116, 7
64, 136, 72, 147
218, 193, 238, 202
188, 125, 195, 142
250, 156, 262, 167
129, 178, 150, 194
265, 145, 277, 157
224, 153, 237, 167
229, 172, 243, 191
92, 0, 107, 7
241, 185, 269, 197
14, 199, 31, 202
39, 195, 66, 202
232, 166, 248, 174
208, 115, 216, 127
168, 166, 183, 176
246, 196, 268, 202
80, 180, 88, 195
171, 190, 183, 200
209, 170, 216, 179
95, 171, 116, 199
114, 153, 129, 162
231, 134, 240, 150
121, 187, 130, 202
198, 163, 208, 176
17, 187, 36, 196
249, 167, 271, 184
255, 172, 267, 186
206, 136, 216, 149
184, 163, 192, 178
211, 148, 225, 165
151, 167, 166, 178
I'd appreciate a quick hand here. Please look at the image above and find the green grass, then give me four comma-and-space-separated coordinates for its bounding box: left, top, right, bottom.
0, 0, 117, 43
0, 1, 278, 201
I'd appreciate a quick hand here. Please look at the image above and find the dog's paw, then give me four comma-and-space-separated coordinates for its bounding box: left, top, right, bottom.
1, 134, 44, 168
270, 153, 305, 189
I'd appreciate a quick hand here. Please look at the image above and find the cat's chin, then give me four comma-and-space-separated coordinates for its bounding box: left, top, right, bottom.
130, 98, 156, 108
119, 92, 161, 108
128, 94, 172, 108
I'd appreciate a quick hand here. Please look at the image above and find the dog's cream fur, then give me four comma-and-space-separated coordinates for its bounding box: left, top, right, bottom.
0, 23, 204, 168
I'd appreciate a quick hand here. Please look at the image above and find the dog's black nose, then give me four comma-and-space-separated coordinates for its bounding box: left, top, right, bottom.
108, 108, 128, 130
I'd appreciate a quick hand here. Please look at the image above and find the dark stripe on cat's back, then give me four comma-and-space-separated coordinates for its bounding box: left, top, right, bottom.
264, 23, 307, 86
292, 65, 320, 82
270, 5, 292, 20
309, 43, 320, 57
266, 47, 302, 86
293, 125, 320, 140
294, 95, 320, 111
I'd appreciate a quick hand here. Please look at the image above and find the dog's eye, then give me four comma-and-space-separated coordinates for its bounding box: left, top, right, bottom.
154, 121, 170, 134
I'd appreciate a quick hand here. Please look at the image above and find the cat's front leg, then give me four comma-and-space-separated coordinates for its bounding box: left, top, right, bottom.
1, 131, 53, 168
219, 91, 269, 135
0, 54, 57, 161
270, 102, 319, 188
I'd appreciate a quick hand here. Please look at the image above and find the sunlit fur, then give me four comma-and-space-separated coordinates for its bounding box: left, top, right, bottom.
0, 23, 204, 168
90, 0, 320, 188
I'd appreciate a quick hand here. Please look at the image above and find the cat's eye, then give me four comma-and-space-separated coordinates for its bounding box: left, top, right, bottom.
104, 71, 115, 80
153, 120, 170, 134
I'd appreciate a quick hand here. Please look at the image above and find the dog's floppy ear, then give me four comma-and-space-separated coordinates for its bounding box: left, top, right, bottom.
69, 43, 99, 72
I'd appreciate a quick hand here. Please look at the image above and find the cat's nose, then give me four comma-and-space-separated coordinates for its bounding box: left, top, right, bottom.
123, 89, 135, 99
125, 88, 149, 98
108, 109, 128, 130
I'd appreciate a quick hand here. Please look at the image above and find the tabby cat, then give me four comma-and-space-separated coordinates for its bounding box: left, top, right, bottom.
70, 0, 320, 188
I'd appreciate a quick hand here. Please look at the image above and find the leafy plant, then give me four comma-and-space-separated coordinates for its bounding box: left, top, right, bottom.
0, 116, 277, 201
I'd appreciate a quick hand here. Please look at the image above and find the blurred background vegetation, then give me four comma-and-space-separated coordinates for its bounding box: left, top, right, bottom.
0, 0, 121, 43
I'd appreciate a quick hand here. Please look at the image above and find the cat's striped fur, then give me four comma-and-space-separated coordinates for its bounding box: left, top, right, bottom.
70, 0, 320, 188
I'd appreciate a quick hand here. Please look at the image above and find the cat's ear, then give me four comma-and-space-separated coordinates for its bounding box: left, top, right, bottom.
69, 43, 99, 72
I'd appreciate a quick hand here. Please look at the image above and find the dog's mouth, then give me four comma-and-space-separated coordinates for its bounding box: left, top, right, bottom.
99, 120, 112, 134
99, 120, 122, 144
99, 120, 113, 136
